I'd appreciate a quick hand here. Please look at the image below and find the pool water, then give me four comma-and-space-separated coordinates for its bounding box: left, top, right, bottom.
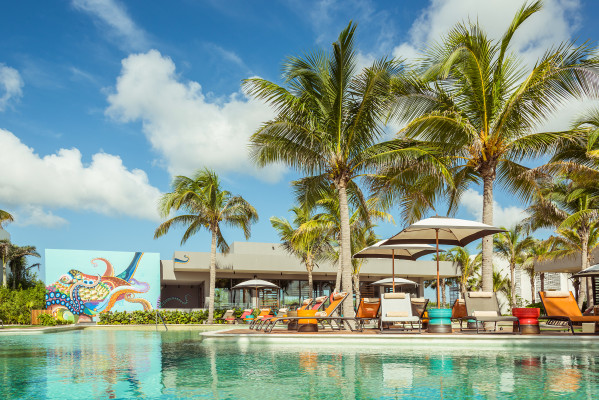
1, 330, 599, 399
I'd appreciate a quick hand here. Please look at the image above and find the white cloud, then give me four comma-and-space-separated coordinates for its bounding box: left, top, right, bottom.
394, 0, 581, 66
71, 0, 148, 51
105, 50, 284, 181
459, 188, 527, 229
0, 64, 23, 111
0, 129, 162, 224
13, 206, 68, 229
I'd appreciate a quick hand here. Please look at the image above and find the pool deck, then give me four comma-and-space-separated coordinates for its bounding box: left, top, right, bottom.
199, 326, 599, 348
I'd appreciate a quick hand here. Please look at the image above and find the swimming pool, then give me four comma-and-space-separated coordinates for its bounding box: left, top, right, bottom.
1, 329, 598, 399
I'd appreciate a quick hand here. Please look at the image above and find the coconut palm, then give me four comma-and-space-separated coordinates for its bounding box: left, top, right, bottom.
388, 1, 599, 293
0, 209, 13, 229
0, 241, 39, 287
154, 168, 258, 323
447, 247, 481, 298
243, 22, 443, 317
8, 247, 41, 289
493, 269, 512, 308
493, 224, 534, 309
270, 205, 332, 298
524, 177, 599, 307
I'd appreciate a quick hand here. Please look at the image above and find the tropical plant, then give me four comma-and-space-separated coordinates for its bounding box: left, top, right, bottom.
493, 224, 534, 309
348, 216, 379, 304
524, 177, 599, 306
493, 268, 512, 309
243, 22, 439, 317
425, 252, 451, 307
154, 168, 258, 323
0, 209, 13, 230
270, 205, 332, 298
387, 1, 599, 294
9, 257, 41, 290
0, 241, 40, 288
447, 247, 481, 297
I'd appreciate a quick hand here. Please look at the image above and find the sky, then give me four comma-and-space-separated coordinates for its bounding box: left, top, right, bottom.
1, 0, 599, 274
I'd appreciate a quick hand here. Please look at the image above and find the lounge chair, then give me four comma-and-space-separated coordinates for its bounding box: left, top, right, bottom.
218, 309, 236, 324
379, 292, 421, 333
411, 297, 429, 320
352, 298, 381, 331
249, 308, 272, 329
236, 309, 254, 324
460, 292, 519, 333
263, 296, 327, 331
539, 291, 599, 334
298, 298, 313, 311
255, 307, 288, 330
265, 292, 349, 333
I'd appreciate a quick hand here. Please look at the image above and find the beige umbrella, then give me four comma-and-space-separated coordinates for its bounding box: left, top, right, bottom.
382, 216, 505, 306
353, 241, 435, 292
232, 279, 279, 308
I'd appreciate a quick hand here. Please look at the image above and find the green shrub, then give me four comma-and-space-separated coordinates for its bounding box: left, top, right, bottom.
97, 308, 242, 325
37, 313, 71, 326
0, 281, 46, 324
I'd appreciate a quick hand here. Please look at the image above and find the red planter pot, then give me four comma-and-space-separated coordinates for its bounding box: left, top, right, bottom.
512, 307, 540, 334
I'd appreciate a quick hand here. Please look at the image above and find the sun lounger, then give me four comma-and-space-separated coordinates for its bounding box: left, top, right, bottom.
539, 291, 599, 334
451, 299, 467, 319
460, 292, 519, 333
379, 292, 421, 333
349, 298, 381, 331
255, 307, 288, 330
263, 296, 327, 331
411, 297, 429, 320
236, 309, 254, 324
265, 292, 349, 333
249, 308, 272, 329
218, 309, 236, 324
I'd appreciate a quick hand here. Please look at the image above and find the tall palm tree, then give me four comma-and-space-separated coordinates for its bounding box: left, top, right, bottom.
521, 238, 558, 296
388, 1, 599, 293
154, 168, 258, 323
0, 241, 39, 287
243, 22, 438, 317
448, 247, 481, 298
8, 247, 41, 289
493, 268, 512, 309
524, 178, 599, 307
270, 205, 332, 298
493, 224, 534, 309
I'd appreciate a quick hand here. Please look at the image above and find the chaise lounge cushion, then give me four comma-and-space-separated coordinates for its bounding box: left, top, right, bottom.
384, 293, 406, 299
469, 292, 493, 298
472, 310, 498, 317
333, 292, 347, 300
544, 291, 570, 298
387, 311, 409, 317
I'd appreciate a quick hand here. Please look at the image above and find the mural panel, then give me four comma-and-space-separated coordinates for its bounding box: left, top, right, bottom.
45, 249, 160, 322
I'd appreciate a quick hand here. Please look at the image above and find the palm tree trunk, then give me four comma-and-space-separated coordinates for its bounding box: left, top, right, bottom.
306, 257, 314, 299
481, 173, 494, 293
334, 254, 342, 293
337, 181, 354, 318
578, 227, 590, 309
353, 274, 360, 305
208, 228, 217, 324
460, 280, 466, 299
441, 278, 446, 307
530, 274, 535, 304
510, 263, 515, 309
2, 259, 7, 287
540, 272, 545, 293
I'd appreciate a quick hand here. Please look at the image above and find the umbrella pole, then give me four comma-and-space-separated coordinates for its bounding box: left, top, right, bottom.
436, 228, 440, 307
392, 249, 396, 293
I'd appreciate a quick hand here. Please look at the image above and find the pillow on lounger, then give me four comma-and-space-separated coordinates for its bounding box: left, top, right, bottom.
315, 311, 327, 317
544, 291, 570, 298
411, 297, 426, 303
472, 310, 498, 317
386, 311, 409, 317
363, 298, 379, 303
333, 292, 347, 300
469, 292, 493, 298
302, 299, 312, 305
314, 296, 328, 303
384, 293, 406, 299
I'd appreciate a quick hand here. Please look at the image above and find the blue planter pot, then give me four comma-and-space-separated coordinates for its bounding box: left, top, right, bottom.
427, 308, 452, 333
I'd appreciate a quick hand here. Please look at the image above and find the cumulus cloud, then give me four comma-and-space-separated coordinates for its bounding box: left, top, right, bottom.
71, 0, 148, 51
394, 0, 581, 66
0, 64, 23, 111
0, 129, 162, 225
459, 188, 527, 229
105, 50, 284, 181
13, 206, 68, 229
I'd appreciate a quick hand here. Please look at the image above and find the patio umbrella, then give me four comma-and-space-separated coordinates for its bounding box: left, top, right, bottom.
232, 279, 279, 308
573, 264, 599, 277
381, 216, 505, 306
353, 240, 436, 292
370, 277, 418, 287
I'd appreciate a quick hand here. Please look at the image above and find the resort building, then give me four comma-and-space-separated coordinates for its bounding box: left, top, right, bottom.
0, 227, 9, 241
160, 241, 460, 309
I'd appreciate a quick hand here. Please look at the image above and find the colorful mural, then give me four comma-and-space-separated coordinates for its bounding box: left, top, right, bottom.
45, 250, 160, 322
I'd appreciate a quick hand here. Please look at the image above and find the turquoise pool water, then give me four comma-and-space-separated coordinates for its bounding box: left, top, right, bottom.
1, 330, 599, 399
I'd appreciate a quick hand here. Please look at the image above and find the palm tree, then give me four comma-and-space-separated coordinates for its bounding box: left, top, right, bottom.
388, 1, 599, 293
243, 22, 439, 318
270, 205, 332, 298
154, 168, 258, 323
493, 224, 534, 309
493, 268, 512, 309
447, 247, 481, 298
348, 217, 379, 305
0, 241, 39, 288
0, 209, 13, 229
426, 252, 452, 307
524, 177, 599, 307
8, 251, 41, 289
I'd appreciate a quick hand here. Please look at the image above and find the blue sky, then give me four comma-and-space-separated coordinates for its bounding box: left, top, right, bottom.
1, 0, 598, 272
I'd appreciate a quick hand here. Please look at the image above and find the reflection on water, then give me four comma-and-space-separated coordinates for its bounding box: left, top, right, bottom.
1, 330, 599, 399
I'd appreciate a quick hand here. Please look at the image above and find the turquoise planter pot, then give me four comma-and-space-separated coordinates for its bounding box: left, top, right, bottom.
427, 308, 452, 333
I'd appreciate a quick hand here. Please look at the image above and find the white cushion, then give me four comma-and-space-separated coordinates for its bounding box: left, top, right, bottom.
411, 297, 426, 303
302, 299, 312, 305
544, 291, 570, 298
315, 311, 327, 317
363, 298, 379, 303
472, 310, 498, 317
333, 292, 347, 300
260, 308, 270, 313
387, 311, 409, 317
384, 293, 406, 299
314, 296, 328, 303
469, 292, 493, 298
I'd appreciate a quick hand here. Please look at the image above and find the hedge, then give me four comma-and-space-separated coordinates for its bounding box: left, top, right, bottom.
97, 308, 252, 325
0, 281, 46, 324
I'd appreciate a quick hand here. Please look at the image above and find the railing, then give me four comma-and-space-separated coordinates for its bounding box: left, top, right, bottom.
155, 309, 168, 331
